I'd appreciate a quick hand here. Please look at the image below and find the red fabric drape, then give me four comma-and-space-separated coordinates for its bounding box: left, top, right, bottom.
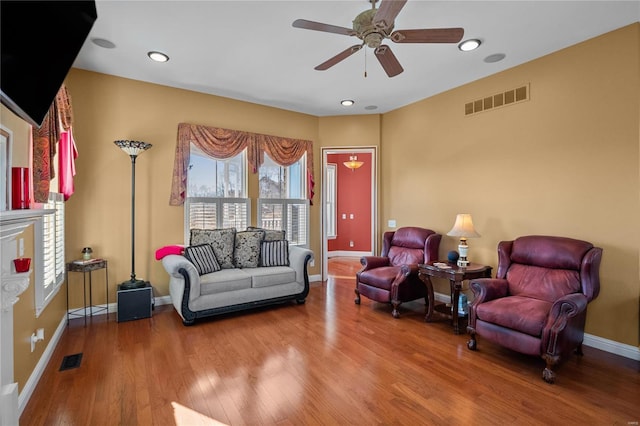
31, 84, 75, 203
170, 123, 314, 206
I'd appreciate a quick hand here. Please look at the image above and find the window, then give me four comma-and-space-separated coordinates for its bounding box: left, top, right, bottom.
35, 192, 64, 316
258, 154, 309, 247
184, 145, 249, 242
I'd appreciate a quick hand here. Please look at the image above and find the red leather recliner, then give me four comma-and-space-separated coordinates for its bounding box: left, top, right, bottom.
467, 235, 602, 383
355, 227, 441, 318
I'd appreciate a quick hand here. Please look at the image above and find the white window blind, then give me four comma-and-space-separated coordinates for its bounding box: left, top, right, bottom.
35, 192, 64, 316
184, 197, 250, 244
258, 199, 309, 247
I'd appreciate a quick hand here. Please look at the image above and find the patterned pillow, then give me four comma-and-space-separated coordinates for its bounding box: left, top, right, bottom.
184, 244, 221, 275
260, 240, 289, 267
247, 226, 286, 242
234, 230, 265, 268
190, 228, 236, 269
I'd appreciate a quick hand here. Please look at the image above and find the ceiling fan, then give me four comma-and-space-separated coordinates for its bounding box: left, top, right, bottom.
292, 0, 464, 77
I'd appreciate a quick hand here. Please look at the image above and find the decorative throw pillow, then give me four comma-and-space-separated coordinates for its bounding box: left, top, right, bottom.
184, 244, 221, 275
234, 230, 265, 268
247, 226, 286, 242
190, 228, 236, 269
260, 240, 289, 267
154, 245, 184, 260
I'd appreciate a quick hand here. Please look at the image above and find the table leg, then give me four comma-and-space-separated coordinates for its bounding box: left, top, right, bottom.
422, 275, 435, 322
82, 272, 87, 326
451, 279, 461, 334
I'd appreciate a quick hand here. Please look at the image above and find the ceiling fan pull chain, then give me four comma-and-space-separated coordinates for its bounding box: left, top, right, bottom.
364, 48, 368, 78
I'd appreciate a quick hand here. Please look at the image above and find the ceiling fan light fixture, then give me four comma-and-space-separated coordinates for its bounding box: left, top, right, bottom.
341, 99, 355, 106
148, 51, 170, 62
458, 39, 481, 52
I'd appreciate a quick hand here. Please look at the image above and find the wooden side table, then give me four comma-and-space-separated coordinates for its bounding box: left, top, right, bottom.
66, 259, 109, 325
418, 261, 492, 334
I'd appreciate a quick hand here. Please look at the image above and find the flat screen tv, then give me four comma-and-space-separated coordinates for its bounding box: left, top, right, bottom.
1, 1, 97, 128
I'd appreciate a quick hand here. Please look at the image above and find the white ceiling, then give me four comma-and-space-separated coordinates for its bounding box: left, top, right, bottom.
73, 0, 640, 117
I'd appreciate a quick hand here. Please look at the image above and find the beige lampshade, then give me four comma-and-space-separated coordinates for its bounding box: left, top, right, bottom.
447, 214, 481, 239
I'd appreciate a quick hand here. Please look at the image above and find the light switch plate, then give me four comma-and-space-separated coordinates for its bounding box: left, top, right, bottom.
388, 220, 397, 228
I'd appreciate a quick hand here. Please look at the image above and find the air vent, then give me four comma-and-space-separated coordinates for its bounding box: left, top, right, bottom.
465, 84, 529, 116
59, 353, 83, 371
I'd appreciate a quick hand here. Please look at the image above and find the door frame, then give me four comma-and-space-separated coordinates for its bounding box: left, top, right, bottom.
320, 146, 377, 281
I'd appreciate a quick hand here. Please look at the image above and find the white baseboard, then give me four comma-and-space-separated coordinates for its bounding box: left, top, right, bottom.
19, 314, 67, 416
328, 251, 370, 258
434, 291, 640, 361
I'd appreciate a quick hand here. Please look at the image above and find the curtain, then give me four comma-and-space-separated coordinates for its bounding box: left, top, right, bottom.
31, 84, 75, 203
170, 122, 314, 206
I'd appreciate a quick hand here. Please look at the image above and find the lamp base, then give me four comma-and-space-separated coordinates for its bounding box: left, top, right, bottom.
457, 258, 470, 267
118, 279, 149, 290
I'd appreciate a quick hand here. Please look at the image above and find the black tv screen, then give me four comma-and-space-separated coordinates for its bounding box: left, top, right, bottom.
1, 1, 97, 128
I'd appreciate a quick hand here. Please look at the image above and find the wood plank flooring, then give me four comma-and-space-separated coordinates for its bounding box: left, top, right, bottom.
20, 257, 640, 425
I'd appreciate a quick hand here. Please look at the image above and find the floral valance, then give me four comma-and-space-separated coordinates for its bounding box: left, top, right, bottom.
170, 122, 314, 206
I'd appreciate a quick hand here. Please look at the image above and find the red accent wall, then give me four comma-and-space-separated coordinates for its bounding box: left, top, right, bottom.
327, 153, 372, 252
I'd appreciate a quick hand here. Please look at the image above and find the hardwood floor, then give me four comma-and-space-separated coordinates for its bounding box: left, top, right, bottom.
21, 257, 640, 425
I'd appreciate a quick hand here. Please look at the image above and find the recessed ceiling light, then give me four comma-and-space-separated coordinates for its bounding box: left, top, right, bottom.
364, 105, 378, 110
458, 39, 481, 52
148, 51, 170, 62
341, 99, 355, 106
92, 38, 116, 49
484, 53, 506, 63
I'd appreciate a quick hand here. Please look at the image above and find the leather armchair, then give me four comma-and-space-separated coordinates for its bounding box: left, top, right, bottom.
466, 235, 602, 383
355, 227, 441, 318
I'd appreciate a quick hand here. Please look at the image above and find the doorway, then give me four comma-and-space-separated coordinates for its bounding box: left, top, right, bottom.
321, 147, 377, 281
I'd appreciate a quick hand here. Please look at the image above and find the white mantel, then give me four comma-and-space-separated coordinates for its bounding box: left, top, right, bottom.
0, 208, 51, 426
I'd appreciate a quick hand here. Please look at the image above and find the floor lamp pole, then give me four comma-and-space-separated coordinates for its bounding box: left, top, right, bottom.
114, 140, 152, 290
130, 154, 137, 283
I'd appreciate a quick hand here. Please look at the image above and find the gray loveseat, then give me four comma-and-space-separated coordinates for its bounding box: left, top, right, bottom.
160, 227, 313, 325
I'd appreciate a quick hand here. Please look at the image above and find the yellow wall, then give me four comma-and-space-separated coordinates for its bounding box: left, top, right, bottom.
381, 23, 640, 345
2, 23, 639, 394
63, 70, 321, 304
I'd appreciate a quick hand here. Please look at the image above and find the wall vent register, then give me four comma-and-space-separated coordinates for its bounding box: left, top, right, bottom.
465, 84, 529, 116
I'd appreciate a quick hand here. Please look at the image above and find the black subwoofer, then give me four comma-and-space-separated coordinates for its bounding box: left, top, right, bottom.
117, 283, 152, 322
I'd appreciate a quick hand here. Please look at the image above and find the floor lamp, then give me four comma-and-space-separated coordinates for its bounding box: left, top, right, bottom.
114, 140, 152, 289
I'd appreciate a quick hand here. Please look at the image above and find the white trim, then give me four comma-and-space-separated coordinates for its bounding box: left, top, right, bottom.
18, 314, 66, 416
583, 333, 640, 361
328, 250, 370, 258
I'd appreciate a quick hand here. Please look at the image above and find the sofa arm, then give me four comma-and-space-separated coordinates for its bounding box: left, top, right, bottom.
289, 245, 313, 284
161, 254, 201, 300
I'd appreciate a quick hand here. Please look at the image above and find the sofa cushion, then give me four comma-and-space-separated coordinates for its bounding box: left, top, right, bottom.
247, 226, 286, 241
184, 244, 220, 275
234, 230, 265, 268
247, 266, 296, 288
200, 269, 252, 295
190, 228, 236, 269
260, 240, 289, 267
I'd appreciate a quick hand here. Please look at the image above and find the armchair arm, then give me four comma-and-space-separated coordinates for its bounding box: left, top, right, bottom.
469, 278, 509, 305
359, 256, 390, 272
542, 293, 589, 357
390, 264, 418, 301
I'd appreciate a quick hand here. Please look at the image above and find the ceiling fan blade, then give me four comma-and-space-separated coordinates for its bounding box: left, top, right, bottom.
390, 28, 465, 43
373, 0, 408, 30
315, 45, 363, 71
293, 19, 354, 36
374, 45, 403, 77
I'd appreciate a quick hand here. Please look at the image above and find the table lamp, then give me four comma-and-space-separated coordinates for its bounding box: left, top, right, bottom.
447, 213, 480, 267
